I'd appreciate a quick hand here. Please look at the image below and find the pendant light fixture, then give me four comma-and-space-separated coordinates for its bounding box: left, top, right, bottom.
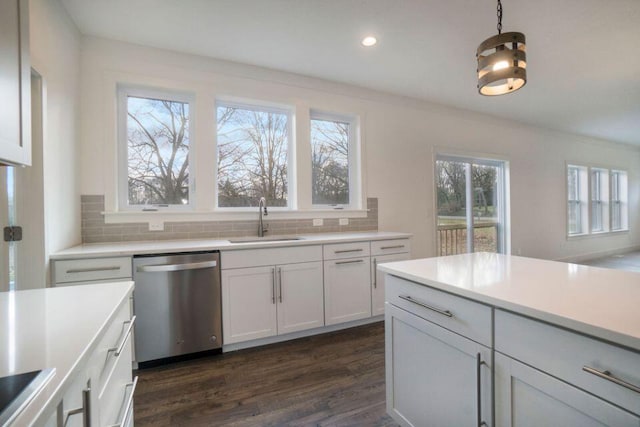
476, 0, 527, 96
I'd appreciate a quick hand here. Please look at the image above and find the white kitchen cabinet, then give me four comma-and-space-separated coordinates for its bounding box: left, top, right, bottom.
324, 256, 371, 325
0, 0, 30, 166
371, 252, 409, 316
495, 352, 640, 427
222, 261, 325, 344
277, 261, 324, 335
222, 266, 278, 344
385, 303, 492, 427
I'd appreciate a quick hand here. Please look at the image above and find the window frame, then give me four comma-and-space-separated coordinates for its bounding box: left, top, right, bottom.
566, 165, 585, 236
610, 169, 628, 232
214, 98, 295, 211
309, 110, 360, 210
117, 85, 196, 212
590, 167, 609, 234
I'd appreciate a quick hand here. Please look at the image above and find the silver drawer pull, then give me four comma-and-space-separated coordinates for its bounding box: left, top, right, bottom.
64, 387, 91, 427
136, 260, 217, 273
108, 376, 139, 427
582, 366, 640, 394
399, 295, 453, 318
334, 249, 363, 254
108, 316, 136, 357
380, 245, 405, 250
335, 259, 365, 265
67, 266, 121, 274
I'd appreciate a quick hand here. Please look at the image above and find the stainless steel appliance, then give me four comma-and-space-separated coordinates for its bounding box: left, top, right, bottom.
133, 252, 221, 364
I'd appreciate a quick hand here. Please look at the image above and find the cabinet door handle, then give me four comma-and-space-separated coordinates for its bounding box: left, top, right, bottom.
334, 248, 363, 254
476, 353, 487, 427
136, 260, 217, 273
335, 259, 364, 265
108, 376, 139, 427
108, 316, 136, 357
278, 267, 283, 303
398, 295, 453, 317
64, 387, 91, 427
582, 365, 640, 394
271, 268, 276, 304
67, 266, 120, 274
380, 245, 405, 250
373, 258, 377, 288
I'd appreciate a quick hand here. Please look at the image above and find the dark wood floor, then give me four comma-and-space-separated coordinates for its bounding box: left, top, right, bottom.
134, 322, 399, 426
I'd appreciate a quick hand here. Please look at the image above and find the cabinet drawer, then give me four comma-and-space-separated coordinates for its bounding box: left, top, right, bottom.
371, 239, 410, 256
495, 310, 640, 415
386, 274, 492, 346
98, 338, 135, 427
323, 241, 370, 260
221, 245, 322, 269
53, 257, 132, 284
93, 298, 134, 389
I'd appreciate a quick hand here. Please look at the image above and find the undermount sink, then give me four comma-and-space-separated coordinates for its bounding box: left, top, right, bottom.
227, 236, 304, 244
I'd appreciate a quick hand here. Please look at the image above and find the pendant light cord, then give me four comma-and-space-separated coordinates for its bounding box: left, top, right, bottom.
497, 0, 503, 34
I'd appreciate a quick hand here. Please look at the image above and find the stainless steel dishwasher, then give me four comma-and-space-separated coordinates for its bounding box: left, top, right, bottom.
133, 251, 221, 365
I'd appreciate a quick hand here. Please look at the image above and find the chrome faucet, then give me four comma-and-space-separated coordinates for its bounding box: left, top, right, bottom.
258, 197, 268, 237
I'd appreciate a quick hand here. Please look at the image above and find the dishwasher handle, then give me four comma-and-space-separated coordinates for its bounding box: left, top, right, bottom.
136, 260, 217, 273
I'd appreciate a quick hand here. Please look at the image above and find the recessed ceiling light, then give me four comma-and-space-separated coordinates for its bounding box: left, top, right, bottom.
361, 36, 377, 47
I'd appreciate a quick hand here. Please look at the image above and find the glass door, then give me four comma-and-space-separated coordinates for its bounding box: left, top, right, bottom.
436, 155, 508, 256
0, 168, 17, 291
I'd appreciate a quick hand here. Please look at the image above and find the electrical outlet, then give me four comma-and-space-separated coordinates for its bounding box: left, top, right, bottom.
149, 221, 164, 231
339, 218, 349, 226
313, 218, 324, 226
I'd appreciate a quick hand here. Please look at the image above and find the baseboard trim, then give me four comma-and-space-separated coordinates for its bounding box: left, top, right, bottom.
555, 245, 640, 263
222, 315, 384, 352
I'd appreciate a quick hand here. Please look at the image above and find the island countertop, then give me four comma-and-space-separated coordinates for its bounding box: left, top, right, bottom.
378, 252, 640, 352
0, 281, 134, 426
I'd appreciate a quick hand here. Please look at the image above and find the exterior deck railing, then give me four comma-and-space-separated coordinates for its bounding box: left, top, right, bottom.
437, 222, 498, 256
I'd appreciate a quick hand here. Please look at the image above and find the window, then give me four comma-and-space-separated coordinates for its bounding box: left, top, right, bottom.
610, 170, 628, 231
216, 102, 291, 208
310, 112, 355, 206
435, 155, 508, 256
590, 168, 609, 233
118, 87, 193, 209
567, 165, 627, 236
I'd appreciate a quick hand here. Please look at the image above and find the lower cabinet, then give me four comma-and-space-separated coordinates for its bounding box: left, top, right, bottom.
324, 256, 372, 325
371, 253, 409, 316
495, 352, 640, 426
222, 261, 324, 344
385, 303, 492, 427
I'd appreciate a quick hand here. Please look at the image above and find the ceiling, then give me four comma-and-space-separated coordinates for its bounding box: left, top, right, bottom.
60, 0, 640, 146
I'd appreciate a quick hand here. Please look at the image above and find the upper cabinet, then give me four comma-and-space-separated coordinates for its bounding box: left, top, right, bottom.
0, 0, 30, 166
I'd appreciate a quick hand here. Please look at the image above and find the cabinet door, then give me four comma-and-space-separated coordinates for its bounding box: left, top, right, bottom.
386, 304, 492, 427
495, 352, 640, 427
324, 257, 371, 325
222, 266, 278, 344
372, 253, 409, 316
0, 0, 30, 166
276, 261, 324, 335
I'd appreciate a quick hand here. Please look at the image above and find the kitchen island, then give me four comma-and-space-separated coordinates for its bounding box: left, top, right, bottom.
379, 253, 640, 427
0, 282, 134, 426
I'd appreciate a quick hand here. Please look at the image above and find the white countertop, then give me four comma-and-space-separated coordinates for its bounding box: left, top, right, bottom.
0, 282, 134, 425
378, 253, 640, 352
51, 231, 411, 259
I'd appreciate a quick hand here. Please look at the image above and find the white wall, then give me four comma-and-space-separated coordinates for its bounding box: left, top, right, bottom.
78, 37, 640, 261
30, 0, 81, 283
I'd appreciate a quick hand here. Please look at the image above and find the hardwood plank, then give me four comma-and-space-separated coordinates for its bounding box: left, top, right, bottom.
134, 322, 398, 426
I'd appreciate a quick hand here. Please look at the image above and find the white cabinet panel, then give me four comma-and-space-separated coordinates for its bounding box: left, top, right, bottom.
370, 239, 410, 256
324, 257, 371, 325
222, 266, 278, 344
277, 261, 324, 335
323, 241, 370, 260
372, 253, 409, 316
495, 352, 640, 427
385, 304, 492, 427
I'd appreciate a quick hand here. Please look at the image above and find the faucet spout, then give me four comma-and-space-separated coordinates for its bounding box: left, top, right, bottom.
258, 197, 268, 237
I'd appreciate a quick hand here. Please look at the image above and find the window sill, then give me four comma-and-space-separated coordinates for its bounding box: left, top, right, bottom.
103, 208, 369, 224
566, 229, 629, 241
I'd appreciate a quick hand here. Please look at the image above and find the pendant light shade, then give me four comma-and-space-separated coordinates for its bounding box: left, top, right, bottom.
476, 1, 527, 96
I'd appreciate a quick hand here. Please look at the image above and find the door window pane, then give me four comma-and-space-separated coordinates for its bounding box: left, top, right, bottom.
216, 104, 290, 207
472, 164, 499, 253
